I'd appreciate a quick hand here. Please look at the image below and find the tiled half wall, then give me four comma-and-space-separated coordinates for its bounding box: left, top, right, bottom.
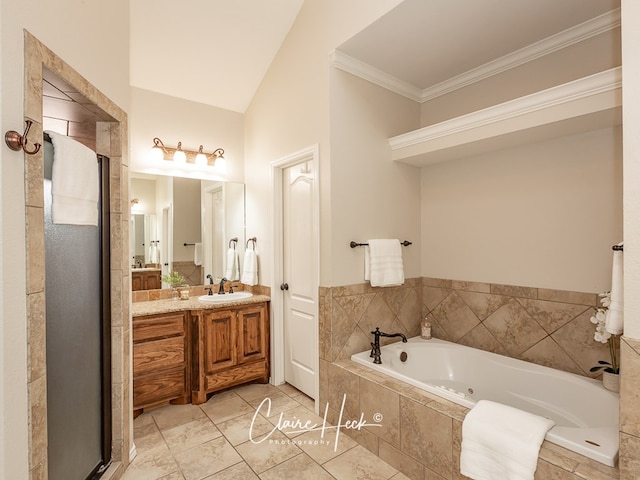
320, 277, 614, 380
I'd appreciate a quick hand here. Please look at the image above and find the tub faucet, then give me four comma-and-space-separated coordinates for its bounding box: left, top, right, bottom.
206, 274, 214, 295
370, 327, 407, 364
218, 277, 227, 295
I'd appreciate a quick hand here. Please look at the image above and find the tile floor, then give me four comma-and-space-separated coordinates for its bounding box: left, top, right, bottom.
124, 382, 409, 480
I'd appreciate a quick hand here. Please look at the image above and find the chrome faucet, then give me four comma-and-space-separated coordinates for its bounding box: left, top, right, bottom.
218, 277, 227, 295
370, 327, 407, 364
206, 274, 214, 295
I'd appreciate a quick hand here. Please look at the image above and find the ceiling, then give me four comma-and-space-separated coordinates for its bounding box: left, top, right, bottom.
129, 0, 619, 114
129, 0, 304, 113
337, 0, 619, 92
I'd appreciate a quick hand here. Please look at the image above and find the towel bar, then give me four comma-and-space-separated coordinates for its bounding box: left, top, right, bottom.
183, 243, 196, 246
228, 237, 238, 249
247, 237, 257, 248
350, 240, 412, 248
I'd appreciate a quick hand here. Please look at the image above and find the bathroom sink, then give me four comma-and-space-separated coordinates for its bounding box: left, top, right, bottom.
198, 292, 253, 303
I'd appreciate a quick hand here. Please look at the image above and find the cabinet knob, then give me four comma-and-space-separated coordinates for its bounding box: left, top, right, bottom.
280, 283, 289, 291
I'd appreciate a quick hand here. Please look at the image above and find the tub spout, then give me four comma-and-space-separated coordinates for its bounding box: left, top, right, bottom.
371, 327, 407, 364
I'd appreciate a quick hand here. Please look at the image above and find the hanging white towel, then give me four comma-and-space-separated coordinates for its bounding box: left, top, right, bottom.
605, 242, 624, 335
460, 400, 554, 480
364, 239, 404, 287
148, 242, 158, 264
241, 243, 258, 286
46, 130, 99, 226
224, 247, 240, 281
194, 243, 203, 266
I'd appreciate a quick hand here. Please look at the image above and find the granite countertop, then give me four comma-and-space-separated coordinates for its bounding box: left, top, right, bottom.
132, 294, 271, 317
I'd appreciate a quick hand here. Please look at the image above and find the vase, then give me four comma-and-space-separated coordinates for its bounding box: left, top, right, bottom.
602, 370, 620, 393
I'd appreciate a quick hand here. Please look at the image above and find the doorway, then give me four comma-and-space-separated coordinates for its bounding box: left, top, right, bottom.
271, 145, 320, 407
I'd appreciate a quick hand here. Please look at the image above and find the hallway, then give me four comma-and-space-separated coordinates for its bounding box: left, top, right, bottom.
125, 382, 408, 480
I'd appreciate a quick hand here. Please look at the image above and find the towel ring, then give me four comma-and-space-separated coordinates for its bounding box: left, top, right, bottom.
229, 237, 238, 249
247, 237, 257, 248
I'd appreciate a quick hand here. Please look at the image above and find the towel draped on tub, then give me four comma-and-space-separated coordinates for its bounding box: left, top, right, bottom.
460, 400, 554, 480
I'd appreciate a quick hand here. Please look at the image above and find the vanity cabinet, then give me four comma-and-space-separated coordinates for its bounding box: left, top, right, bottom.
132, 269, 161, 291
133, 311, 190, 415
191, 302, 269, 404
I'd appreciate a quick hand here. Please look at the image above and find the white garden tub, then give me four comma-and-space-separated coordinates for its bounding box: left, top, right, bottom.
351, 337, 619, 466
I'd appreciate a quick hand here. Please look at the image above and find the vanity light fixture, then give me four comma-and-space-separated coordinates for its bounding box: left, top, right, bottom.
150, 137, 224, 167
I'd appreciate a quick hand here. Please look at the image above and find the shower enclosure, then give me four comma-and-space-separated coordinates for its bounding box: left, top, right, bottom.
43, 138, 112, 479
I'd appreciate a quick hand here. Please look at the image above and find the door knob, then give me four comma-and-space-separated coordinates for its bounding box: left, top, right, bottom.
280, 283, 289, 291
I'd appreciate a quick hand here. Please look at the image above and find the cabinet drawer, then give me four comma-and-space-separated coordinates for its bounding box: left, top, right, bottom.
133, 313, 185, 342
134, 336, 185, 375
134, 367, 186, 409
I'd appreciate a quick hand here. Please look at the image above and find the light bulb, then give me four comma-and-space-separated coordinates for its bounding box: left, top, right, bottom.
195, 146, 208, 166
149, 145, 164, 162
173, 142, 186, 163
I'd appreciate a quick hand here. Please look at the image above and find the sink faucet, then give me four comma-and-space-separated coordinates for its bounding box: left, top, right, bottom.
206, 274, 214, 295
370, 327, 407, 364
218, 277, 227, 295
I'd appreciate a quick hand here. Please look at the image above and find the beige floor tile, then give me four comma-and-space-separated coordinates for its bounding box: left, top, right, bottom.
204, 461, 260, 480
324, 445, 398, 480
121, 443, 180, 480
173, 436, 243, 480
234, 382, 281, 402
204, 389, 240, 405
201, 395, 255, 424
248, 391, 302, 419
158, 472, 185, 480
276, 382, 302, 397
151, 404, 208, 430
162, 417, 223, 454
389, 473, 411, 480
235, 431, 302, 474
217, 412, 275, 446
134, 427, 166, 453
269, 404, 326, 439
292, 393, 316, 412
259, 453, 334, 480
295, 427, 358, 464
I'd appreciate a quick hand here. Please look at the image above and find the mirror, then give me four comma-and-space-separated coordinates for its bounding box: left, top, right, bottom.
131, 173, 245, 290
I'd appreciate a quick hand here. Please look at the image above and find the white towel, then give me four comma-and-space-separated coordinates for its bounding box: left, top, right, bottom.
148, 242, 158, 264
460, 400, 554, 480
46, 130, 99, 226
224, 247, 240, 281
605, 242, 624, 335
194, 243, 203, 266
364, 239, 404, 287
241, 243, 258, 286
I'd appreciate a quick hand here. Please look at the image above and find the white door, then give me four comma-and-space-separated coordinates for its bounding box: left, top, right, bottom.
281, 156, 318, 398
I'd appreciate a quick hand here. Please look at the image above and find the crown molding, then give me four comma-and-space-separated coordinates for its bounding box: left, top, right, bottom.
331, 8, 620, 104
389, 67, 621, 155
420, 8, 620, 102
330, 50, 423, 102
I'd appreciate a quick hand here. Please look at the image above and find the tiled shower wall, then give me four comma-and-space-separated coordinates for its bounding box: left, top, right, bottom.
320, 276, 612, 383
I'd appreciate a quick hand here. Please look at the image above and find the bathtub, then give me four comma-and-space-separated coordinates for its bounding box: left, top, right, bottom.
351, 337, 619, 467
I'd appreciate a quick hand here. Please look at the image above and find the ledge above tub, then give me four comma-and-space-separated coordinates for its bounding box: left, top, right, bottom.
388, 67, 621, 167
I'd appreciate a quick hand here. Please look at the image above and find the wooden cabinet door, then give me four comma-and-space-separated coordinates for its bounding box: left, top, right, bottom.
144, 271, 161, 290
131, 272, 144, 291
237, 304, 268, 365
203, 310, 237, 373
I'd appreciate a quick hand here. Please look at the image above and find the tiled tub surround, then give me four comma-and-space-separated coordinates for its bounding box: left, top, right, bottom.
319, 278, 623, 479
320, 277, 616, 381
325, 360, 619, 480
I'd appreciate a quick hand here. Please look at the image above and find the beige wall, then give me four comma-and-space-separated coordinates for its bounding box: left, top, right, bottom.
622, 0, 640, 340
0, 2, 129, 477
129, 87, 245, 183
329, 69, 422, 285
421, 126, 623, 293
244, 0, 404, 287
420, 29, 621, 127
